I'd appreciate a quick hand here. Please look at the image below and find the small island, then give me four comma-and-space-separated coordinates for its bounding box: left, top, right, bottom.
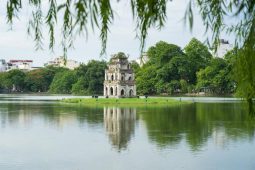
62, 97, 190, 106
62, 53, 189, 106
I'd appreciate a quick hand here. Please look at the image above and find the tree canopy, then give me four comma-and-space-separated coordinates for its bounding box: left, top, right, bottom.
136, 40, 208, 95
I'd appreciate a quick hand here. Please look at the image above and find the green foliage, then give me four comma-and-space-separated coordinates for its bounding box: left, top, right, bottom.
0, 60, 106, 95
180, 79, 188, 93
196, 56, 235, 94
184, 38, 212, 84
147, 41, 184, 67
136, 39, 236, 96
168, 80, 180, 94
71, 60, 107, 95
1, 69, 26, 92
234, 39, 255, 115
25, 66, 68, 92
111, 52, 127, 59
63, 97, 187, 106
25, 69, 48, 92
136, 41, 201, 95
130, 61, 140, 75
49, 70, 77, 94
136, 65, 157, 95
72, 77, 87, 95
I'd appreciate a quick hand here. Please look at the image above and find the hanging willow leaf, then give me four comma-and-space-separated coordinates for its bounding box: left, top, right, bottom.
45, 0, 57, 51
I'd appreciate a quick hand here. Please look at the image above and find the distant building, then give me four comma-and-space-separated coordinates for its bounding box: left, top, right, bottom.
215, 39, 233, 58
104, 52, 136, 98
7, 60, 33, 71
135, 52, 149, 66
0, 59, 7, 72
44, 56, 80, 70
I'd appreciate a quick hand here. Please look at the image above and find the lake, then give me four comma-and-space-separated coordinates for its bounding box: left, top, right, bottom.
0, 95, 254, 170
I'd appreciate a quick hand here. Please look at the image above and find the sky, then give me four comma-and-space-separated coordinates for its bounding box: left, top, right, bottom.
0, 0, 234, 66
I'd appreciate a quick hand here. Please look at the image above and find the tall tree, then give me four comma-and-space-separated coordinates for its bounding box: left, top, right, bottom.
2, 70, 26, 92
72, 60, 107, 95
49, 70, 77, 94
196, 58, 234, 94
184, 38, 212, 84
136, 41, 190, 95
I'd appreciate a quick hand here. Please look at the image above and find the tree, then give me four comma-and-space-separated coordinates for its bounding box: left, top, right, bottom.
136, 41, 191, 95
25, 66, 69, 92
2, 70, 26, 92
130, 61, 140, 75
25, 69, 49, 92
184, 38, 212, 84
49, 70, 77, 94
72, 60, 107, 95
234, 47, 255, 115
196, 57, 235, 94
180, 79, 188, 93
136, 65, 158, 95
147, 41, 184, 67
72, 77, 87, 95
0, 73, 7, 92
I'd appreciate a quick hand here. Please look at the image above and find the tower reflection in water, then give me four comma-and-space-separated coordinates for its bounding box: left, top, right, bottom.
104, 107, 136, 151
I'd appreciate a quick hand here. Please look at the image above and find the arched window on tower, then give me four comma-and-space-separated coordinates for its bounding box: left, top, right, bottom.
121, 89, 125, 96
110, 87, 114, 95
111, 75, 114, 81
121, 73, 125, 81
128, 76, 132, 81
129, 89, 133, 97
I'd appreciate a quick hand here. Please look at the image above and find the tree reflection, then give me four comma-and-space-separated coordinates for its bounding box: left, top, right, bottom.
138, 103, 255, 151
104, 106, 136, 151
0, 102, 254, 152
0, 103, 104, 129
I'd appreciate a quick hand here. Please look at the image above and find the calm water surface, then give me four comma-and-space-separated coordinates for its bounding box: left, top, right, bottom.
0, 95, 254, 170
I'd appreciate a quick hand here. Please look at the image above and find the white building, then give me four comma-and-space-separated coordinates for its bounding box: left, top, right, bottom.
135, 52, 149, 66
215, 39, 233, 58
7, 60, 33, 71
0, 59, 7, 72
104, 52, 136, 98
45, 56, 80, 70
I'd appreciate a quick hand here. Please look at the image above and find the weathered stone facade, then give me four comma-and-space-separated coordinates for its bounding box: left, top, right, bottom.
104, 53, 136, 98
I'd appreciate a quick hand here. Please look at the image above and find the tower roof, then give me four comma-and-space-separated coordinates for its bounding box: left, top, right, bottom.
110, 52, 128, 60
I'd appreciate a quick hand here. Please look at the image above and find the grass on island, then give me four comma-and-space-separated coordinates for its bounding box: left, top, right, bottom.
61, 97, 191, 106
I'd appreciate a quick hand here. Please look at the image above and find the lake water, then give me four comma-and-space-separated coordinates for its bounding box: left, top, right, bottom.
0, 95, 254, 170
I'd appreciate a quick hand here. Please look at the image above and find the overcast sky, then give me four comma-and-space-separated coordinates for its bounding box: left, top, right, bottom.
0, 0, 233, 66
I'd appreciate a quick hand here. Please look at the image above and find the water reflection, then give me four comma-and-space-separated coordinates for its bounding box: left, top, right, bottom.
104, 107, 136, 151
0, 100, 255, 169
138, 103, 255, 151
0, 103, 104, 129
